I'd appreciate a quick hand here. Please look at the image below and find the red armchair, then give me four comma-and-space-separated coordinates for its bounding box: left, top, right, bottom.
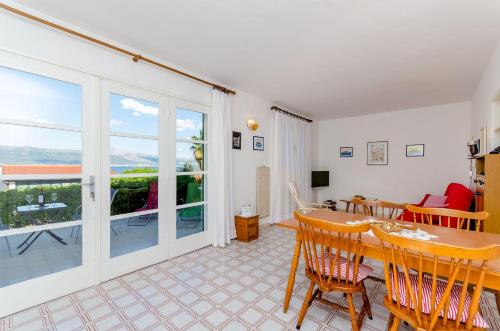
400, 183, 474, 228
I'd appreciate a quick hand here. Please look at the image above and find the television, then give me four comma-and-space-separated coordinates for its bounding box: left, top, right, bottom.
311, 171, 329, 188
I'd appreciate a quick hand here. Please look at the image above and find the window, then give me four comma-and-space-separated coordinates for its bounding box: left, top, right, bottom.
108, 93, 159, 257
0, 65, 84, 287
175, 107, 207, 239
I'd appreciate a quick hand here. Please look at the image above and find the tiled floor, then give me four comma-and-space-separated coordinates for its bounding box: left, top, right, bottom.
1, 225, 499, 330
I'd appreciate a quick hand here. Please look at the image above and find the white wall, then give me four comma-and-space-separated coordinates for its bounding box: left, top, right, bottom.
0, 7, 278, 220
230, 92, 274, 216
471, 41, 500, 150
316, 102, 471, 205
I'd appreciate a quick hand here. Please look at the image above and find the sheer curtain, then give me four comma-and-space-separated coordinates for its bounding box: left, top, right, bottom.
270, 111, 313, 223
208, 89, 235, 247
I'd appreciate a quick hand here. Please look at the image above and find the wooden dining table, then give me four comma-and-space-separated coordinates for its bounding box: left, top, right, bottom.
276, 209, 500, 314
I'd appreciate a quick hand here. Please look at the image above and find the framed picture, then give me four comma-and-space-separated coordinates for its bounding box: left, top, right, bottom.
253, 136, 264, 151
232, 131, 241, 150
340, 147, 353, 157
367, 141, 388, 165
406, 144, 424, 157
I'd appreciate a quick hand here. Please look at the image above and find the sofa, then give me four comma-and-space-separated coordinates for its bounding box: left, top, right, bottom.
399, 183, 474, 228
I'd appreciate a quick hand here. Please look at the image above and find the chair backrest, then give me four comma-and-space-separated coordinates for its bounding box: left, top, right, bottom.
352, 198, 407, 220
145, 181, 158, 209
406, 204, 489, 231
294, 210, 370, 289
372, 225, 500, 330
110, 188, 119, 204
289, 182, 305, 209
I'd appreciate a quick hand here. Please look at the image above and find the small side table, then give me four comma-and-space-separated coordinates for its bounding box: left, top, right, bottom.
235, 214, 259, 242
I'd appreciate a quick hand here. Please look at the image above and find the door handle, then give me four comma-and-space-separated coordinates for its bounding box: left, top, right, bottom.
81, 176, 95, 201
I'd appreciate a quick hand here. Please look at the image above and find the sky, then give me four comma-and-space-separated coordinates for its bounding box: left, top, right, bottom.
0, 65, 205, 164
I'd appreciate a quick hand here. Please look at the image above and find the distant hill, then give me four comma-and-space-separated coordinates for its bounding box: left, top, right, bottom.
0, 146, 158, 167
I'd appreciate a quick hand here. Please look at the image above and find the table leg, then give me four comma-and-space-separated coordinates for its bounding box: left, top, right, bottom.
283, 238, 302, 313
46, 230, 67, 245
16, 232, 35, 249
18, 231, 43, 255
495, 290, 500, 316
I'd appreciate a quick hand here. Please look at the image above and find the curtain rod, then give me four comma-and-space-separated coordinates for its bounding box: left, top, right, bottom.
271, 106, 313, 123
0, 3, 236, 95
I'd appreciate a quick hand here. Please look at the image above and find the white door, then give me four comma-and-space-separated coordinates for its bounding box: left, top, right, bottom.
100, 80, 169, 281
0, 52, 98, 317
169, 98, 210, 257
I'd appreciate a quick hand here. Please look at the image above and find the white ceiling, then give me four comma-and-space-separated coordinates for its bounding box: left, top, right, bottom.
11, 0, 500, 120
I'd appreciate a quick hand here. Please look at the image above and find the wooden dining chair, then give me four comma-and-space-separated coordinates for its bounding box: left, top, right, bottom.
294, 210, 373, 330
352, 198, 408, 220
372, 224, 499, 331
406, 204, 489, 231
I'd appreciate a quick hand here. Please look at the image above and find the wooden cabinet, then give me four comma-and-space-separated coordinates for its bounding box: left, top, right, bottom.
476, 155, 500, 234
235, 215, 259, 242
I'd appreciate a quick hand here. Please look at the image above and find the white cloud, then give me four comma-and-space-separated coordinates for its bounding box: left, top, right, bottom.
176, 119, 196, 131
110, 119, 125, 127
120, 98, 158, 116
132, 112, 141, 117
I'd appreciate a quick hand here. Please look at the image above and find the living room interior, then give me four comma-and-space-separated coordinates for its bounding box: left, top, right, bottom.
1, 1, 500, 330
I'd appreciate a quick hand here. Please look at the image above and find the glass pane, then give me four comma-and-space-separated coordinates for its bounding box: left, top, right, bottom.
0, 226, 82, 287
110, 136, 158, 174
176, 142, 205, 172
176, 108, 205, 140
176, 175, 204, 206
110, 213, 158, 258
110, 93, 158, 136
0, 124, 81, 166
176, 205, 205, 239
0, 179, 82, 230
0, 65, 82, 127
110, 177, 158, 216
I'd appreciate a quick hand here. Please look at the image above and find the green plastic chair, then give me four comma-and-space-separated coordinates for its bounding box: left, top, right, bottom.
178, 182, 203, 225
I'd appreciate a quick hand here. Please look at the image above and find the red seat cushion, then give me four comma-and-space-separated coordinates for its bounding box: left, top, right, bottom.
310, 256, 373, 283
390, 272, 488, 328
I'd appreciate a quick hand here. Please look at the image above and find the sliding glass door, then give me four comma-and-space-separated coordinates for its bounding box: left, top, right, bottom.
100, 81, 169, 281
0, 52, 98, 317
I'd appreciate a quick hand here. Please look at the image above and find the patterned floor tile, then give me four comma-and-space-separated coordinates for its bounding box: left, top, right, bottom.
1, 225, 499, 331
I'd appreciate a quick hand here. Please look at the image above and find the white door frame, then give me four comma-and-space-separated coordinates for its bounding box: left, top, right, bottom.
99, 80, 170, 281
0, 51, 99, 317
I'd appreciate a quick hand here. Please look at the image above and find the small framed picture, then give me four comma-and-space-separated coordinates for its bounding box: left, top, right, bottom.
406, 144, 425, 157
340, 147, 353, 157
232, 131, 241, 150
367, 141, 388, 165
253, 136, 264, 151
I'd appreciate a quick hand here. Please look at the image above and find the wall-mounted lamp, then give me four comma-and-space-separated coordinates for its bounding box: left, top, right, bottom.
247, 119, 259, 131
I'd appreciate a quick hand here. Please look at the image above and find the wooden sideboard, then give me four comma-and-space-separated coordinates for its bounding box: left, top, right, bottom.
476, 154, 500, 234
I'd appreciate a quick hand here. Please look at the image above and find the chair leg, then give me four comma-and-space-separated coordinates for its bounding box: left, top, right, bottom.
388, 313, 394, 329
390, 315, 400, 331
361, 283, 373, 319
296, 280, 315, 329
5, 237, 12, 258
346, 293, 359, 331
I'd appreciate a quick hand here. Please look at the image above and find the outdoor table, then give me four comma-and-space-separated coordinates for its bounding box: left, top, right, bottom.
16, 203, 68, 255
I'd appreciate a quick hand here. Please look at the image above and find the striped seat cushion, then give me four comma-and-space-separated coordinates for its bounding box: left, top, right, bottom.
390, 272, 488, 328
310, 256, 373, 283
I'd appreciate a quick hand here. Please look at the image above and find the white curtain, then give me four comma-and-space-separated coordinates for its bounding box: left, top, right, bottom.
270, 111, 313, 223
208, 89, 235, 247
